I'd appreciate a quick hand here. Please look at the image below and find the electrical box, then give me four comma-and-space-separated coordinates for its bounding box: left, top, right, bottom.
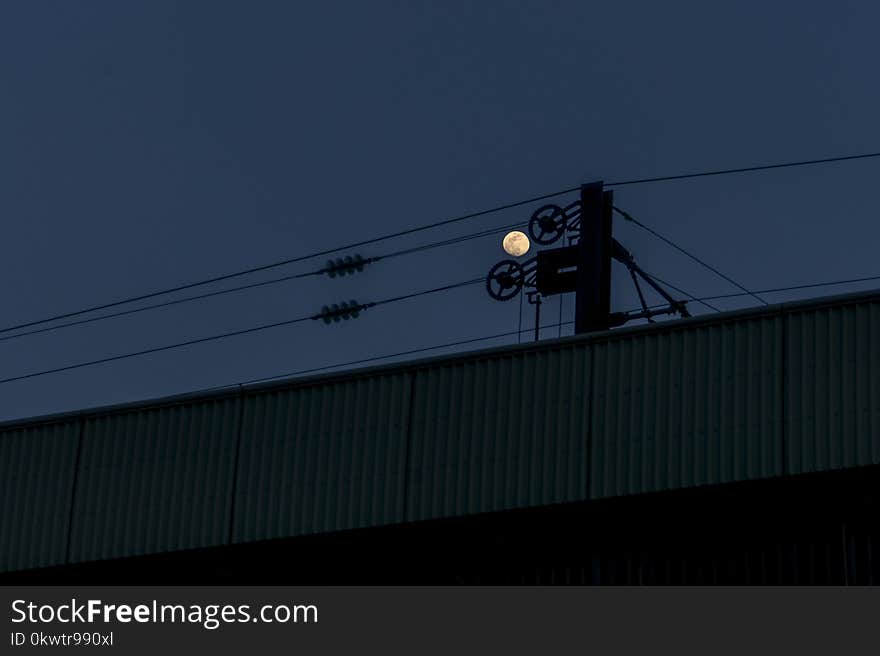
536, 245, 579, 296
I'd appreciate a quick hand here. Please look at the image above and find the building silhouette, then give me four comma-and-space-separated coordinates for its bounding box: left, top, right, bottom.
2, 289, 879, 584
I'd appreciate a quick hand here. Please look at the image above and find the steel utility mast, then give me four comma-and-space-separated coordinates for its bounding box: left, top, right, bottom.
486, 181, 689, 338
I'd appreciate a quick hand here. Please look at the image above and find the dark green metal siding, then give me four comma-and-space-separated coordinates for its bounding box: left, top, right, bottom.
786, 298, 880, 473
0, 420, 79, 572
590, 315, 784, 498
405, 346, 590, 521
1, 290, 879, 572
68, 398, 240, 563
232, 373, 411, 542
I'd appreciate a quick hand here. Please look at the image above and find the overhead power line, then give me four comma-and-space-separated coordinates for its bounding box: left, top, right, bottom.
195, 318, 583, 394
0, 269, 315, 344
698, 274, 880, 303
237, 328, 534, 386
0, 315, 313, 386
6, 266, 877, 389
0, 221, 519, 344
605, 151, 880, 187
0, 278, 483, 386
642, 272, 722, 312
636, 273, 880, 314
613, 206, 768, 306
0, 206, 545, 336
234, 269, 880, 385
3, 149, 878, 338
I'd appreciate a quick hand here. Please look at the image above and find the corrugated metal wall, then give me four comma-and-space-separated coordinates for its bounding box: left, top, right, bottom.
0, 420, 79, 572
786, 298, 880, 473
232, 373, 411, 542
1, 291, 878, 572
68, 397, 241, 563
406, 346, 590, 521
590, 314, 784, 498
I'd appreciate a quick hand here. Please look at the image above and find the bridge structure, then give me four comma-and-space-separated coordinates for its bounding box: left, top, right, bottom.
2, 289, 879, 584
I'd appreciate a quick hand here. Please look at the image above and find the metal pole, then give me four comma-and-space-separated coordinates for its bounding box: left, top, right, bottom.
517, 287, 524, 344
575, 182, 613, 333
534, 294, 541, 342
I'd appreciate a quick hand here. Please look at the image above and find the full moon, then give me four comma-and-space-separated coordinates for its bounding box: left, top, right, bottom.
502, 231, 530, 257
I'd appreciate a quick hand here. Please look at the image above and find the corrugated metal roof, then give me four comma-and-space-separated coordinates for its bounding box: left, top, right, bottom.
1, 288, 879, 572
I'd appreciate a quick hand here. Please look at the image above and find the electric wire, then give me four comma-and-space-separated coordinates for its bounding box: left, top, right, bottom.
605, 151, 880, 188
0, 207, 545, 336
642, 272, 722, 312
3, 150, 878, 337
235, 267, 880, 384
698, 274, 880, 302
0, 223, 518, 344
378, 220, 523, 261
370, 278, 483, 307
5, 263, 878, 387
7, 267, 879, 390
218, 317, 583, 389
0, 277, 484, 386
614, 206, 768, 305
0, 269, 315, 344
0, 315, 314, 386
237, 328, 535, 386
636, 273, 880, 313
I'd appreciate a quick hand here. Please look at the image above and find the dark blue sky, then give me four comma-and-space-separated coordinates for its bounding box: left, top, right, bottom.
3, 1, 879, 421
